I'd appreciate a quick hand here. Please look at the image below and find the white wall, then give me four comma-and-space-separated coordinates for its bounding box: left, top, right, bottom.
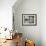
13, 0, 41, 46
0, 0, 16, 29
41, 0, 46, 46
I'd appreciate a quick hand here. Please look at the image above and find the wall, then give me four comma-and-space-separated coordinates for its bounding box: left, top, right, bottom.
41, 0, 46, 46
13, 0, 41, 46
0, 0, 16, 30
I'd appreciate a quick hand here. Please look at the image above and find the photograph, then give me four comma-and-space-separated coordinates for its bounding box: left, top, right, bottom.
22, 14, 37, 26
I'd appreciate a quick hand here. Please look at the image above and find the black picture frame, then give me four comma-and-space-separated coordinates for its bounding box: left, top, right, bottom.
22, 14, 37, 26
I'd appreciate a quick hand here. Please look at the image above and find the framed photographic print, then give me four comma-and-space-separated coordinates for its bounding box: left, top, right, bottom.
22, 14, 37, 26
